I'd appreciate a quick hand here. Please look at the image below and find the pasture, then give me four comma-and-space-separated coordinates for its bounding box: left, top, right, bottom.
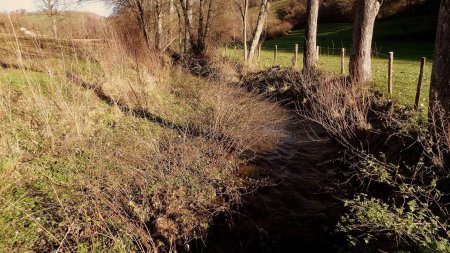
226, 15, 436, 111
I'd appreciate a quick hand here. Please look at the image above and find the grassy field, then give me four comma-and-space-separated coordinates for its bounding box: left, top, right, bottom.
227, 16, 437, 111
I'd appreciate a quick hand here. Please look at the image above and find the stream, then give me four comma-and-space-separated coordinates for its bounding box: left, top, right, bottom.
192, 111, 346, 252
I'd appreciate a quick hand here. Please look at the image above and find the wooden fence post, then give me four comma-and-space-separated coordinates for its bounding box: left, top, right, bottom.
332, 40, 335, 55
257, 44, 261, 63
316, 46, 320, 61
341, 48, 345, 75
388, 52, 394, 95
294, 44, 298, 67
274, 45, 278, 65
414, 57, 426, 110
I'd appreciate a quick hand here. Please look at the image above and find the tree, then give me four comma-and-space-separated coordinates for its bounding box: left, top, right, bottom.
303, 0, 319, 72
235, 0, 249, 62
39, 0, 70, 38
349, 0, 382, 83
155, 0, 163, 50
177, 0, 214, 56
429, 0, 450, 116
247, 0, 270, 62
168, 0, 175, 39
184, 0, 192, 54
105, 0, 152, 48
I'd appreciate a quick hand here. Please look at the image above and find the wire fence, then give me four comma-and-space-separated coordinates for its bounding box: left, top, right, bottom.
225, 42, 393, 60
224, 42, 430, 111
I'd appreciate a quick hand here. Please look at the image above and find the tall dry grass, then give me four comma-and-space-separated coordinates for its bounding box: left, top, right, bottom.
0, 16, 285, 252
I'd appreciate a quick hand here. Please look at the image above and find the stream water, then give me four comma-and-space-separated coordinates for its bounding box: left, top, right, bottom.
192, 111, 346, 252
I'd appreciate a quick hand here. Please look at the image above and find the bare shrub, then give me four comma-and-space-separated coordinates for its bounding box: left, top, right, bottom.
0, 16, 286, 252
240, 67, 449, 251
241, 67, 372, 141
266, 19, 293, 40
292, 74, 373, 142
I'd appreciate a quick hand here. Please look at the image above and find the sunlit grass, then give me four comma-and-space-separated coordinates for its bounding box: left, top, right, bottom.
226, 48, 431, 113
226, 16, 435, 113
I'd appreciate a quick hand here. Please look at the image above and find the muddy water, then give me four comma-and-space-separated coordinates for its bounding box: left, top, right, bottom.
194, 111, 345, 252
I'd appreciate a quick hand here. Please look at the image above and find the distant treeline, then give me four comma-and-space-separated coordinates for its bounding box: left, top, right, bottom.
279, 0, 440, 28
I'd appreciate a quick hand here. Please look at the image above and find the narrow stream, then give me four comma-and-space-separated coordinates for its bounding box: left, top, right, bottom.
193, 111, 346, 252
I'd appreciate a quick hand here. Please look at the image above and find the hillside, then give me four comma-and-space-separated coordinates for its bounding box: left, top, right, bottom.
263, 15, 437, 60
0, 11, 105, 39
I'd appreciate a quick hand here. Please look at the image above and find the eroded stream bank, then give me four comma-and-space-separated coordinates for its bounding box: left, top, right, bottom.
192, 110, 346, 252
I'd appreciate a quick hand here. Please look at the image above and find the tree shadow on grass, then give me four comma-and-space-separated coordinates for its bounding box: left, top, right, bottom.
65, 72, 206, 138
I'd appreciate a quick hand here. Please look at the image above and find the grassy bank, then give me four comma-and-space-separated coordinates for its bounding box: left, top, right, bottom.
0, 32, 284, 251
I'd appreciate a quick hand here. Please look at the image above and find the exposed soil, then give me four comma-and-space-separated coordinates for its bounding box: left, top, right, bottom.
192, 111, 347, 252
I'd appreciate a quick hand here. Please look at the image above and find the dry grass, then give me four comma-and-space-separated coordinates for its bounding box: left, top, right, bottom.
241, 67, 372, 141
239, 66, 449, 251
0, 18, 285, 252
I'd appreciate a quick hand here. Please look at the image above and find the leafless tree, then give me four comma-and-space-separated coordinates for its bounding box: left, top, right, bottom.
429, 0, 450, 116
303, 0, 319, 72
168, 0, 175, 39
105, 0, 152, 47
177, 0, 214, 56
39, 0, 71, 38
349, 0, 382, 83
234, 0, 249, 61
247, 0, 270, 62
155, 0, 163, 50
182, 0, 192, 54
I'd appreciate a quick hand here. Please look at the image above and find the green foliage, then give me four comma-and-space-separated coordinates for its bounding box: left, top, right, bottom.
339, 194, 450, 252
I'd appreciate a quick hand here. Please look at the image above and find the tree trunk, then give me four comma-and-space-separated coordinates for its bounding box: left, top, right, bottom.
429, 0, 450, 116
52, 15, 58, 39
197, 0, 205, 53
243, 0, 249, 61
155, 0, 163, 50
236, 0, 249, 61
175, 2, 183, 50
169, 0, 174, 38
247, 0, 270, 62
181, 0, 192, 54
201, 0, 213, 51
349, 0, 381, 83
303, 0, 319, 72
136, 1, 150, 48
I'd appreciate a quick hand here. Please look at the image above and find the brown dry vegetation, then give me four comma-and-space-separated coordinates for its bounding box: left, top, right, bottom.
240, 66, 450, 251
0, 20, 285, 251
0, 12, 107, 39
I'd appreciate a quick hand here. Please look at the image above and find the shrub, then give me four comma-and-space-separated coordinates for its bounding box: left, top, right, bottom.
240, 67, 450, 252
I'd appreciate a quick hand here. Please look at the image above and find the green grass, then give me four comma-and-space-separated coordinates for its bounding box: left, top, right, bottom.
227, 16, 436, 111
262, 15, 436, 60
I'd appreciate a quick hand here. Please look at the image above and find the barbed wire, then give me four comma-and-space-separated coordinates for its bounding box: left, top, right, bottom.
225, 43, 397, 59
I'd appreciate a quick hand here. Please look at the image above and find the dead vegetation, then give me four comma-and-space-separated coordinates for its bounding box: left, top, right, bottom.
240, 66, 449, 251
0, 22, 285, 252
